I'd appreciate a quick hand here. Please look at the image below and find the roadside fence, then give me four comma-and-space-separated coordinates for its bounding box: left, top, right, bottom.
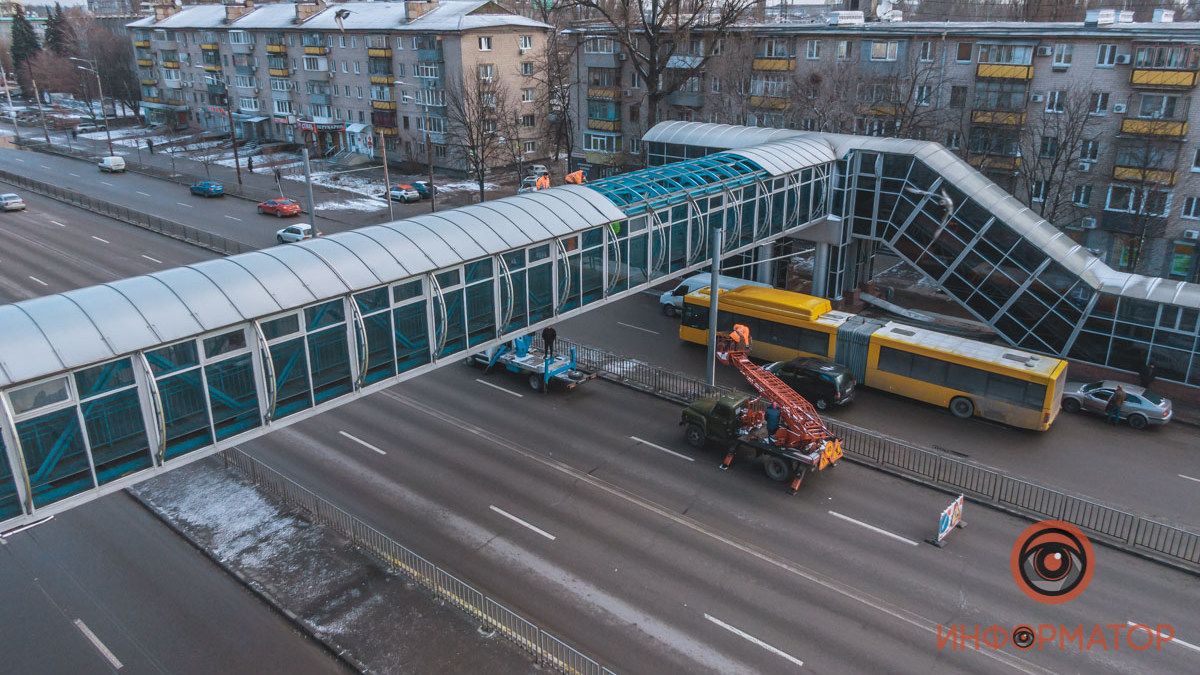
221, 447, 614, 675
555, 336, 1200, 575
0, 167, 249, 256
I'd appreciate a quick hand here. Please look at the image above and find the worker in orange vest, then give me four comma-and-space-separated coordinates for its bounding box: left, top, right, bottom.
564, 170, 586, 185
729, 323, 752, 350
535, 174, 551, 190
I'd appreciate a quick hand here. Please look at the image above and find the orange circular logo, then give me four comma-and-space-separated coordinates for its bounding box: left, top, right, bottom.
1011, 520, 1095, 604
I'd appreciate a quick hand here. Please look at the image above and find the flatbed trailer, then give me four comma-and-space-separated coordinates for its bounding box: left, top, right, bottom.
468, 335, 597, 392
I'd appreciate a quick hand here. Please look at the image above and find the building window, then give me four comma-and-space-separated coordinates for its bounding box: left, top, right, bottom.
836, 40, 851, 61
234, 75, 255, 89
310, 104, 331, 118
919, 41, 933, 62
353, 61, 361, 75
303, 56, 326, 71
1106, 185, 1171, 216
977, 44, 1032, 65
519, 35, 533, 50
1053, 43, 1073, 67
273, 99, 293, 114
916, 85, 931, 106
1039, 136, 1059, 159
805, 40, 820, 60
1030, 180, 1046, 202
1089, 92, 1109, 115
946, 130, 961, 149
762, 38, 789, 58
588, 67, 616, 87
523, 140, 537, 154
1182, 196, 1200, 220
583, 37, 614, 54
1097, 44, 1117, 67
1080, 139, 1100, 161
956, 42, 973, 62
478, 64, 495, 81
521, 87, 534, 103
1045, 90, 1065, 113
357, 86, 363, 98
478, 36, 493, 51
238, 97, 259, 111
521, 61, 534, 76
584, 133, 619, 153
1193, 148, 1200, 171
521, 114, 535, 127
1137, 93, 1178, 119
949, 85, 967, 108
870, 41, 899, 62
1072, 184, 1092, 207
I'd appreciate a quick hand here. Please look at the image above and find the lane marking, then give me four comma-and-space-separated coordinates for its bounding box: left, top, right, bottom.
49, 220, 65, 228
489, 505, 556, 541
99, 181, 113, 186
136, 191, 151, 197
617, 321, 659, 335
40, 164, 51, 169
90, 236, 109, 244
175, 202, 193, 208
141, 254, 162, 264
338, 430, 386, 455
474, 378, 524, 398
224, 215, 242, 221
1126, 621, 1200, 653
1179, 474, 1200, 484
828, 511, 919, 546
389, 392, 1049, 675
73, 619, 123, 670
28, 276, 48, 286
630, 435, 694, 462
12, 157, 23, 162
704, 613, 803, 668
69, 172, 80, 177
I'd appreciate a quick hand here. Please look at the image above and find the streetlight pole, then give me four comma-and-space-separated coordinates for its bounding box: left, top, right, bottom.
71, 58, 114, 156
28, 76, 51, 145
0, 64, 20, 142
379, 129, 393, 221
194, 66, 242, 186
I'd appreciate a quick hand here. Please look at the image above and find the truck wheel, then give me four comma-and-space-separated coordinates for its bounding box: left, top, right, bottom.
949, 396, 975, 419
528, 374, 544, 392
763, 456, 790, 482
684, 423, 705, 448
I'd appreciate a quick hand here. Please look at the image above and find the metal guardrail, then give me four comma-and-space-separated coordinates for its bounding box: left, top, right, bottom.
0, 168, 249, 256
555, 336, 1200, 575
221, 447, 614, 675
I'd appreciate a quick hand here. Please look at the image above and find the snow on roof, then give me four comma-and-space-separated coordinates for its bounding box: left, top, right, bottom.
128, 2, 549, 32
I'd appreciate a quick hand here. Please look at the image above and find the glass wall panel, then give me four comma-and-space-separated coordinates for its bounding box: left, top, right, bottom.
158, 369, 212, 459
18, 407, 92, 507
306, 300, 346, 331
0, 437, 21, 519
83, 388, 151, 484
205, 354, 261, 440
581, 246, 604, 304
394, 301, 430, 372
466, 282, 496, 347
147, 341, 199, 376
307, 328, 352, 402
270, 337, 312, 418
438, 287, 466, 357
362, 312, 396, 384
75, 359, 135, 399
527, 263, 553, 324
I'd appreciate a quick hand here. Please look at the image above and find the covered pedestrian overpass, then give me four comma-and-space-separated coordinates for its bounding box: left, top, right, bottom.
0, 138, 834, 530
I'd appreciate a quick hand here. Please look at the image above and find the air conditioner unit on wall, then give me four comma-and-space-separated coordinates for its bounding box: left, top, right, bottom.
1113, 102, 1127, 113
1184, 229, 1200, 241
1081, 217, 1098, 229
1115, 54, 1131, 65
1036, 45, 1053, 57
1077, 161, 1091, 172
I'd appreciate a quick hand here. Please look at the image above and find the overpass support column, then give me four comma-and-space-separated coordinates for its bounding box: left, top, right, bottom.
755, 242, 773, 284
812, 242, 830, 297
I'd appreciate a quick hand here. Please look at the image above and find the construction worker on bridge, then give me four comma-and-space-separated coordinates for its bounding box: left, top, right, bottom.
535, 174, 551, 191
564, 170, 586, 185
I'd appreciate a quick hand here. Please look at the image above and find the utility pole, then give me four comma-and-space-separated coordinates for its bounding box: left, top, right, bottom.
0, 64, 20, 142
705, 225, 723, 387
379, 129, 393, 220
396, 80, 436, 212
71, 58, 114, 156
29, 77, 51, 145
193, 66, 241, 185
302, 145, 318, 232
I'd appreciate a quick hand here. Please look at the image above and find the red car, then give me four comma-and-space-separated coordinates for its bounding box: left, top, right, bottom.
257, 198, 302, 217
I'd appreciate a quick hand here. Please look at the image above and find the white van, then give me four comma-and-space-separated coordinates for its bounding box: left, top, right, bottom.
659, 274, 770, 316
97, 156, 126, 173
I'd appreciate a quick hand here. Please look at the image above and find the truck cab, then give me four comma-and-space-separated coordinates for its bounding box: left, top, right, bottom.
681, 394, 751, 447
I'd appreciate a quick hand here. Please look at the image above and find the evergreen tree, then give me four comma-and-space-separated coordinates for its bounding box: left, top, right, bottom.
47, 4, 76, 57
10, 5, 41, 72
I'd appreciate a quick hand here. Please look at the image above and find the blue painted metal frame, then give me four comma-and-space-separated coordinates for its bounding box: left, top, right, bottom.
589, 153, 767, 215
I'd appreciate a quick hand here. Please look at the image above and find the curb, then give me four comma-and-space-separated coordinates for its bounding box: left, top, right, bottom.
124, 487, 370, 674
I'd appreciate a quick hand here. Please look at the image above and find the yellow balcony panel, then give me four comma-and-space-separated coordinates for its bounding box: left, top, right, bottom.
752, 57, 795, 71
750, 95, 789, 110
143, 96, 160, 104
971, 110, 1027, 126
1113, 165, 1178, 186
377, 126, 399, 136
203, 64, 222, 73
587, 118, 621, 132
162, 61, 180, 69
967, 154, 1022, 171
1120, 118, 1188, 137
369, 75, 394, 85
164, 98, 185, 107
265, 44, 287, 54
857, 103, 899, 116
268, 67, 290, 77
304, 45, 329, 55
367, 48, 393, 58
975, 63, 1033, 80
371, 100, 397, 110
1130, 69, 1197, 88
134, 40, 150, 48
200, 43, 219, 51
587, 86, 620, 100
137, 58, 155, 67
140, 78, 158, 86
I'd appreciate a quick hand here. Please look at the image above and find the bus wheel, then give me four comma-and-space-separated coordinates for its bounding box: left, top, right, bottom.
949, 397, 975, 419
1127, 414, 1148, 431
763, 456, 790, 482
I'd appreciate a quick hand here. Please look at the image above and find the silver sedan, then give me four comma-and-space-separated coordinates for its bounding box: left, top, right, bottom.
1060, 380, 1172, 430
0, 193, 26, 211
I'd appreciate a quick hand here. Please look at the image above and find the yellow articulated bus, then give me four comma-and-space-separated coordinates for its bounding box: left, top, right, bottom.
680, 286, 1068, 431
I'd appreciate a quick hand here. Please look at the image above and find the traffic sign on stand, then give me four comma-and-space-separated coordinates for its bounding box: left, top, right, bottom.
929, 494, 965, 547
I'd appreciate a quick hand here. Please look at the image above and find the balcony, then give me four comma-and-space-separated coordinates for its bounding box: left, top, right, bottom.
1112, 166, 1178, 186
143, 96, 160, 104
1120, 118, 1189, 137
164, 96, 186, 107
587, 118, 621, 132
137, 58, 155, 67
163, 79, 182, 89
587, 86, 620, 100
207, 83, 226, 95
971, 109, 1027, 126
858, 102, 899, 116
268, 67, 291, 77
367, 47, 392, 58
235, 65, 256, 76
203, 64, 222, 73
371, 100, 397, 110
308, 93, 330, 105
162, 61, 180, 69
303, 45, 328, 56
417, 48, 444, 62
369, 75, 394, 85
377, 125, 399, 136
1130, 69, 1197, 88
200, 43, 219, 51
975, 63, 1034, 80
752, 57, 795, 71
967, 154, 1022, 171
266, 43, 287, 54
749, 95, 789, 110
140, 78, 157, 86
133, 39, 150, 48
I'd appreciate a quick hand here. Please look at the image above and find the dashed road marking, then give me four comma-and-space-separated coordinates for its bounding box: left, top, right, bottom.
91, 236, 109, 244
224, 215, 242, 221
136, 191, 151, 197
828, 511, 919, 546
1179, 474, 1200, 485
175, 202, 193, 208
474, 378, 524, 398
141, 255, 162, 264
28, 276, 48, 286
99, 181, 113, 186
489, 505, 556, 541
704, 613, 803, 668
40, 164, 50, 169
630, 435, 694, 462
617, 321, 659, 335
1127, 621, 1200, 653
49, 220, 65, 227
73, 619, 123, 670
338, 430, 386, 455
68, 172, 80, 177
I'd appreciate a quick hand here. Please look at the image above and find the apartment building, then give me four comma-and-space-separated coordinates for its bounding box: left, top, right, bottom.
129, 0, 550, 171
569, 12, 1200, 281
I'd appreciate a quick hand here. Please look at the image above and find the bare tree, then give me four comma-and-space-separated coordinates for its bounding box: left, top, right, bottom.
26, 51, 83, 98
68, 12, 140, 115
559, 0, 758, 129
788, 62, 862, 133
1016, 83, 1101, 225
446, 74, 515, 202
699, 35, 754, 125
1112, 137, 1179, 272
530, 18, 579, 169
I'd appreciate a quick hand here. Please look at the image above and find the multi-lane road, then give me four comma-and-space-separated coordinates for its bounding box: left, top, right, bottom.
1, 156, 1197, 673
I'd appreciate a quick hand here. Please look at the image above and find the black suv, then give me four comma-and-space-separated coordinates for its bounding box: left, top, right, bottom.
764, 358, 856, 410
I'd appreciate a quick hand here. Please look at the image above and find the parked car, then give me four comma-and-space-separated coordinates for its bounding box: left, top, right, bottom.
659, 274, 770, 316
258, 198, 302, 217
527, 164, 549, 177
1061, 380, 1172, 430
97, 156, 126, 173
412, 180, 437, 199
276, 223, 320, 244
75, 122, 106, 133
189, 180, 224, 197
764, 358, 857, 410
517, 175, 540, 193
388, 184, 420, 203
0, 193, 27, 211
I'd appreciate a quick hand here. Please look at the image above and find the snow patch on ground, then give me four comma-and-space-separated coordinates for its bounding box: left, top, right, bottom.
315, 197, 388, 212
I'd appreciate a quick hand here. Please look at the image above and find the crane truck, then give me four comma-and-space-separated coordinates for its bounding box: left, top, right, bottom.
679, 327, 843, 493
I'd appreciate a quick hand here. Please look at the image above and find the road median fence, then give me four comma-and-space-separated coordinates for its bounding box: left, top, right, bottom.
0, 167, 249, 256
221, 447, 613, 675
555, 336, 1200, 576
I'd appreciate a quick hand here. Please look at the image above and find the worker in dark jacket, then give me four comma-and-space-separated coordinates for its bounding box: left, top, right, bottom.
542, 325, 557, 358
765, 403, 781, 441
1106, 385, 1126, 424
